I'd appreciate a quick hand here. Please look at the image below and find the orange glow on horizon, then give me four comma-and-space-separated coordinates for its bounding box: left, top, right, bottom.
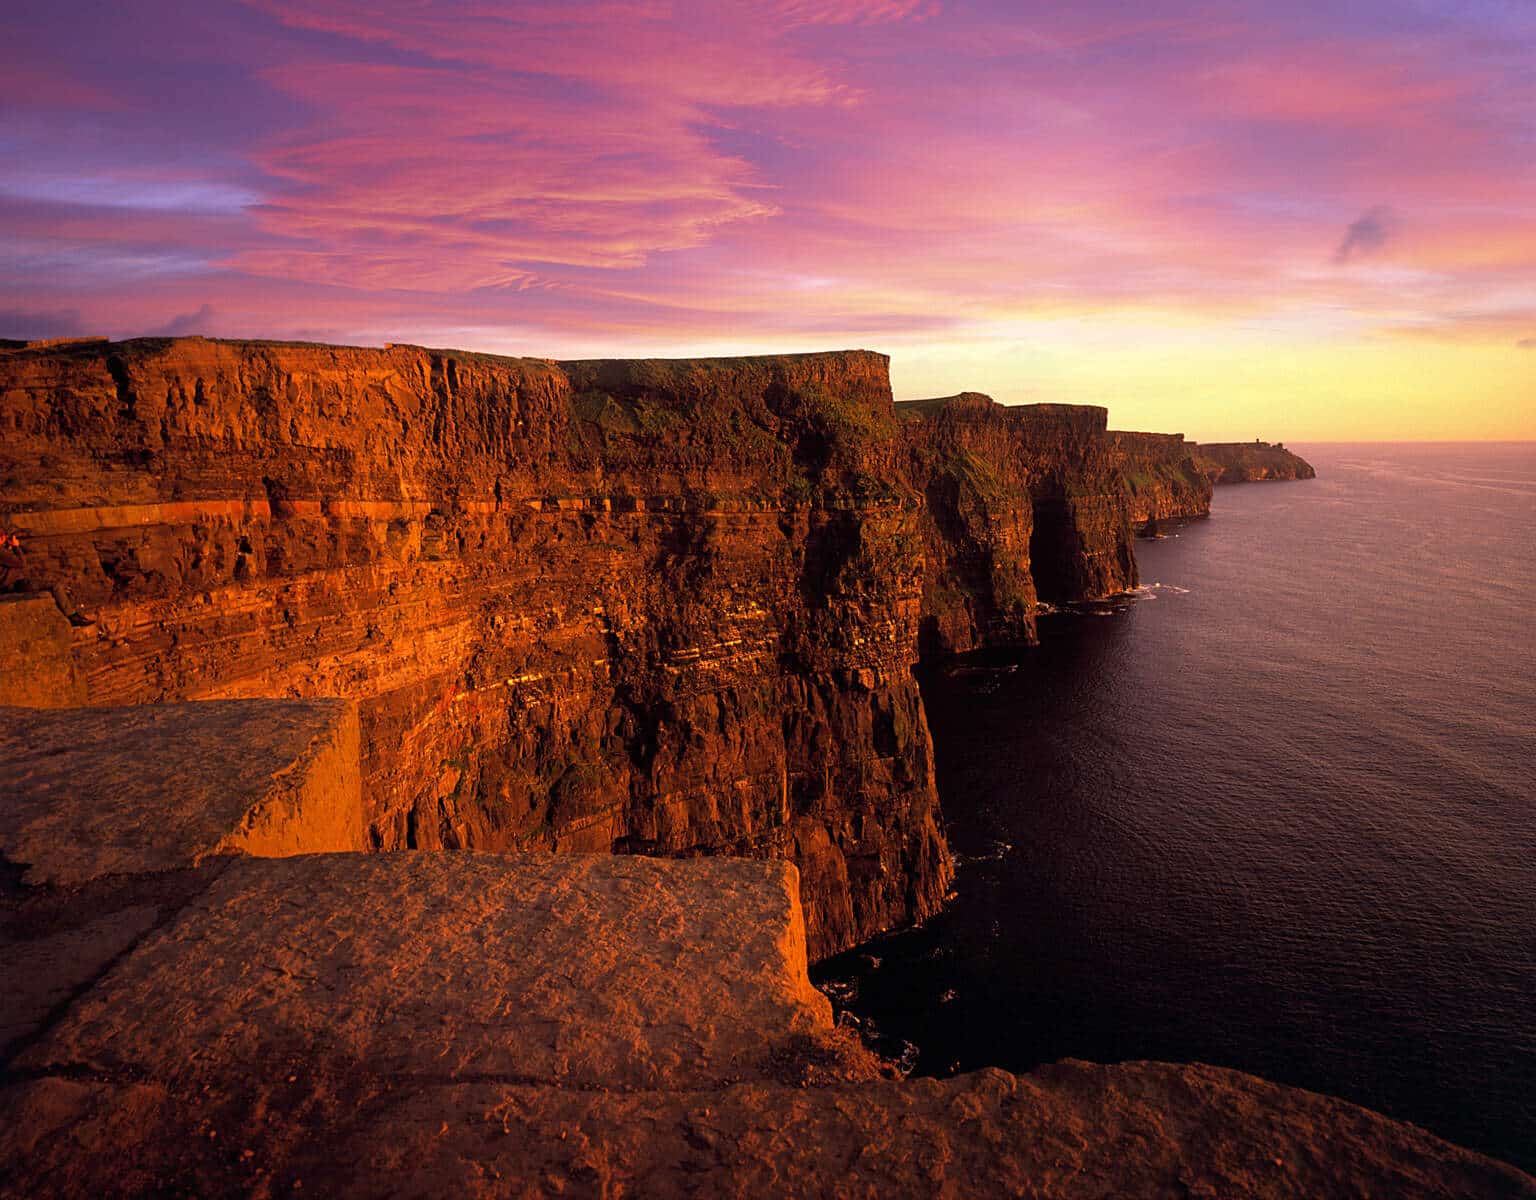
1, 0, 1533, 439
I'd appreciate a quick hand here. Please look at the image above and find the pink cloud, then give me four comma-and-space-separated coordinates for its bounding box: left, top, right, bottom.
227, 0, 952, 290
4, 0, 1534, 382
248, 1, 890, 106
234, 61, 777, 289
769, 0, 940, 26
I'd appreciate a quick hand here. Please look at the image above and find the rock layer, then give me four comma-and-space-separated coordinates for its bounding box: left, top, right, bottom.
0, 338, 1314, 955
0, 338, 949, 956
0, 699, 365, 886
15, 853, 839, 1092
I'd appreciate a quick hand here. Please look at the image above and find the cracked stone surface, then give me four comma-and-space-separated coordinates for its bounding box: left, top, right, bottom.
0, 699, 365, 885
3, 1058, 1530, 1199
1, 852, 1530, 1198
17, 851, 836, 1091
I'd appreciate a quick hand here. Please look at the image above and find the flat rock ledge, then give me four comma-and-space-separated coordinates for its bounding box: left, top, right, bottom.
0, 852, 1528, 1199
0, 699, 367, 886
0, 700, 1529, 1197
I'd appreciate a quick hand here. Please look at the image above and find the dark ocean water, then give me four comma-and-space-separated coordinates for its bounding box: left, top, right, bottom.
815, 443, 1536, 1172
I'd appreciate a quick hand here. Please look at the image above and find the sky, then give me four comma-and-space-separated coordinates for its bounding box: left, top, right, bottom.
2, 0, 1534, 439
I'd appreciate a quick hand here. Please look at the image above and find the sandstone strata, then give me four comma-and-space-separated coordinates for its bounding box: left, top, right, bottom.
0, 338, 1313, 956
0, 338, 947, 957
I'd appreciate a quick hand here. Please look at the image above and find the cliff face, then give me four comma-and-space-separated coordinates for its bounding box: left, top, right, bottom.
1109, 431, 1215, 531
897, 394, 1138, 655
0, 338, 947, 958
898, 394, 1039, 656
0, 338, 1310, 957
1196, 441, 1316, 483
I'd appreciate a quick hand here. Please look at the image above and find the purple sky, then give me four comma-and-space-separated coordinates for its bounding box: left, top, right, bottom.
3, 0, 1533, 436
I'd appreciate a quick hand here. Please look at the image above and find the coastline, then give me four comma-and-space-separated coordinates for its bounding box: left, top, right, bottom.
9, 341, 1525, 1192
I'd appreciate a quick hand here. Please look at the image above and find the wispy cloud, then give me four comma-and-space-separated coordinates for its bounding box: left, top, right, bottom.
1, 0, 1534, 435
150, 304, 217, 337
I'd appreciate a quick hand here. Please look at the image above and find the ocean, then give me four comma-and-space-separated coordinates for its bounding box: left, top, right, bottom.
815, 442, 1536, 1171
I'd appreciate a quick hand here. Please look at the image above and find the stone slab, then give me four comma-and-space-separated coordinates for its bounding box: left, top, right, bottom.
0, 594, 84, 708
2, 1061, 1529, 1199
0, 699, 365, 885
19, 851, 834, 1091
0, 863, 230, 1063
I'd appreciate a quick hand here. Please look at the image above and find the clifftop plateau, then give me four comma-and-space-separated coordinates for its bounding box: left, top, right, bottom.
0, 700, 1524, 1198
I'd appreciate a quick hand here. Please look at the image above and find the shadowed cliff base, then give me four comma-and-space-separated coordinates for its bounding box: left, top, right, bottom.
0, 336, 1312, 960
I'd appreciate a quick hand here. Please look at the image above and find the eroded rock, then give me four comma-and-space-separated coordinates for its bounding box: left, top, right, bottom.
0, 698, 364, 885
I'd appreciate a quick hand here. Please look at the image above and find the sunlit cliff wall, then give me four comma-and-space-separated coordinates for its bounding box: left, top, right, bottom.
0, 338, 949, 957
1109, 431, 1215, 531
898, 394, 1141, 656
0, 339, 1300, 956
1196, 441, 1317, 484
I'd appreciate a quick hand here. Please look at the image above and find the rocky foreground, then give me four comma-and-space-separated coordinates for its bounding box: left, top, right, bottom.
1, 698, 1530, 1197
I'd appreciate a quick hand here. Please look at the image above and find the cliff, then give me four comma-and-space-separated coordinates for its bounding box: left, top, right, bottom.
1, 720, 1527, 1197
1107, 433, 1317, 529
2, 341, 1513, 1193
897, 393, 1138, 656
1109, 431, 1215, 531
0, 337, 949, 958
0, 338, 1310, 957
1197, 440, 1317, 483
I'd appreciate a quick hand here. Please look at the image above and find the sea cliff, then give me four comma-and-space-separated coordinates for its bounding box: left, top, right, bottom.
1197, 439, 1318, 483
0, 338, 949, 958
1109, 430, 1215, 531
9, 340, 1520, 1196
897, 393, 1140, 655
0, 699, 1523, 1199
0, 337, 1313, 956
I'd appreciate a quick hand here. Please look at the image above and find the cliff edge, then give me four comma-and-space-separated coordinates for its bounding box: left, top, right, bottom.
0, 744, 1525, 1197
1, 715, 1528, 1197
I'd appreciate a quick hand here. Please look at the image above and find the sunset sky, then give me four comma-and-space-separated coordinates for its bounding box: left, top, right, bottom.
3, 0, 1534, 439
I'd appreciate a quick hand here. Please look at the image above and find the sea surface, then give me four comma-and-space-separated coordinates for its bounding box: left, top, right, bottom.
815, 442, 1536, 1171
